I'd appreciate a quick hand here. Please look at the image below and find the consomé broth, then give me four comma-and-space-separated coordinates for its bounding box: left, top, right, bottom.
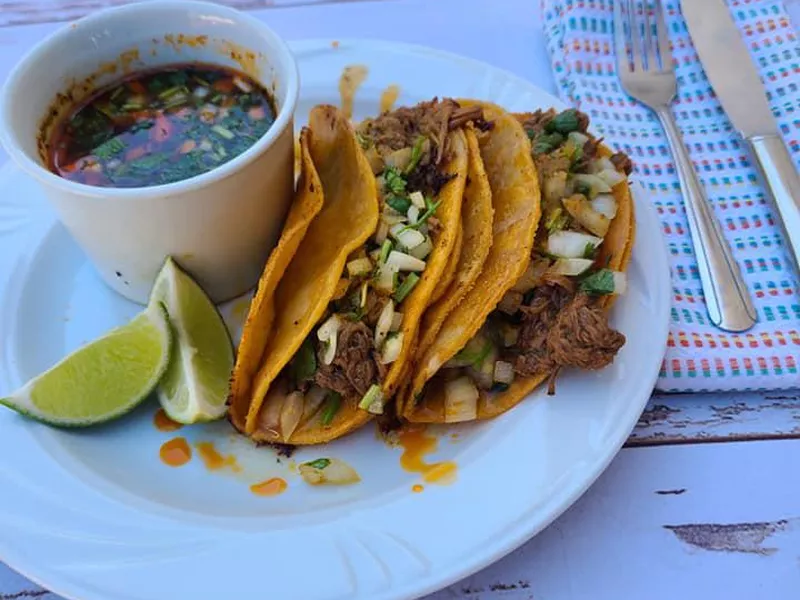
47, 63, 276, 188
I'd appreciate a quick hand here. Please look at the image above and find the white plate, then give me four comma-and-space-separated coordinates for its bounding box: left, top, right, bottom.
0, 39, 670, 600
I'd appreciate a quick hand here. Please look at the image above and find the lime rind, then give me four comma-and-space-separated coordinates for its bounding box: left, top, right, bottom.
0, 302, 172, 428
150, 257, 234, 424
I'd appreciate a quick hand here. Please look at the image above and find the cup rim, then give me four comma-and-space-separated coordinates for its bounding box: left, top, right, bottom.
0, 0, 300, 200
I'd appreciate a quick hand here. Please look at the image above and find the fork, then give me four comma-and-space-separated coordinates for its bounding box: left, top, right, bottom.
613, 0, 757, 332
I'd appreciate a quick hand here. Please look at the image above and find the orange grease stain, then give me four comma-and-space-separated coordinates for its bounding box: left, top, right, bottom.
195, 442, 242, 473
160, 437, 192, 467
153, 408, 183, 432
398, 426, 458, 484
250, 477, 288, 496
412, 484, 424, 493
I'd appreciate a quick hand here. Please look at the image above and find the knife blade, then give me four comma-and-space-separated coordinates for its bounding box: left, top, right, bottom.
680, 0, 800, 276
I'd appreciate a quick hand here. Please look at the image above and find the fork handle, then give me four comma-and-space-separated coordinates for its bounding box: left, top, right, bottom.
655, 106, 757, 332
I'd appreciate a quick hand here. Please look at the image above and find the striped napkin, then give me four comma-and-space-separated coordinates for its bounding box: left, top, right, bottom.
540, 0, 799, 392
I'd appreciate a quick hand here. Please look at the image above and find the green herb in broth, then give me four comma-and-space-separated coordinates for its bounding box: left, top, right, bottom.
48, 63, 276, 188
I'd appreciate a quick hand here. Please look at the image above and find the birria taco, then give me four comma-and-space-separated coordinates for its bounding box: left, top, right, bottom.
229, 99, 483, 444
403, 105, 634, 423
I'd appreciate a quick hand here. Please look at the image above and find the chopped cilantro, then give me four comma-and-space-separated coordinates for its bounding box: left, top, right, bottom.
404, 136, 426, 175
291, 337, 317, 382
384, 166, 407, 195
579, 268, 615, 295
321, 392, 342, 426
386, 194, 411, 214
304, 458, 331, 470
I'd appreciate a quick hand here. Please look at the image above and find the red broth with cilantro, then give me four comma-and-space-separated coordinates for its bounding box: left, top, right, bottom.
48, 63, 276, 188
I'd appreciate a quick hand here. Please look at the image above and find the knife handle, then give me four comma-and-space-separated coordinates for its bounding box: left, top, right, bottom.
655, 107, 758, 332
748, 134, 800, 277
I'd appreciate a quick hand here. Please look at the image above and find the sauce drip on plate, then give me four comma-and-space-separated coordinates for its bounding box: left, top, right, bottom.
195, 442, 241, 473
397, 426, 458, 484
153, 408, 183, 432
250, 477, 288, 496
160, 437, 192, 467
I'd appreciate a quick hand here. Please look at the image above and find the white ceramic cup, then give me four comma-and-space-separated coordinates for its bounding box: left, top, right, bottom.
0, 0, 299, 305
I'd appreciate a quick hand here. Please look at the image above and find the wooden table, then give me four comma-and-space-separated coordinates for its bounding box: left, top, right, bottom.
1, 1, 799, 598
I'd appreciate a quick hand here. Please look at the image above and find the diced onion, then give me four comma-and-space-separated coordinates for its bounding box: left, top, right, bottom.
193, 86, 209, 98
199, 139, 213, 152
543, 171, 568, 204
279, 391, 304, 439
374, 299, 395, 348
385, 147, 412, 171
259, 386, 284, 436
386, 250, 426, 272
317, 315, 341, 365
572, 173, 612, 196
381, 333, 404, 364
612, 271, 627, 295
301, 386, 328, 423
598, 168, 626, 187
374, 263, 398, 292
563, 194, 610, 237
382, 211, 406, 225
407, 205, 420, 224
444, 376, 479, 423
375, 220, 389, 244
493, 361, 515, 385
568, 131, 590, 147
409, 191, 426, 208
591, 194, 618, 219
409, 236, 433, 260
396, 228, 425, 250
390, 312, 403, 332
501, 324, 519, 347
233, 76, 252, 92
358, 384, 385, 414
551, 258, 595, 276
589, 157, 616, 174
347, 257, 373, 277
299, 457, 361, 486
547, 231, 603, 258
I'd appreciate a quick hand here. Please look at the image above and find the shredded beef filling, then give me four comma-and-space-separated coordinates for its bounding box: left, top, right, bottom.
314, 321, 379, 399
360, 98, 459, 162
610, 152, 633, 175
359, 98, 484, 185
511, 278, 625, 379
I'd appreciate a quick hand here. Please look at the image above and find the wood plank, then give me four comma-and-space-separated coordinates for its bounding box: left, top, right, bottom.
629, 389, 800, 446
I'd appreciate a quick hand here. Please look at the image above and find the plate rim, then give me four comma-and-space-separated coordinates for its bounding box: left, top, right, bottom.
0, 38, 671, 600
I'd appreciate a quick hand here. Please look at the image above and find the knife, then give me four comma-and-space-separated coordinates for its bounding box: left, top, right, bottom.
680, 0, 800, 278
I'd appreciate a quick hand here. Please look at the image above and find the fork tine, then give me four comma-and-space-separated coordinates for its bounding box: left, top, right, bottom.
613, 0, 629, 73
627, 0, 643, 72
643, 2, 657, 71
654, 0, 673, 71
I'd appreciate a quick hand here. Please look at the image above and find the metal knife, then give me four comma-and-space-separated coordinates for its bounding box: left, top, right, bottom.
680, 0, 800, 278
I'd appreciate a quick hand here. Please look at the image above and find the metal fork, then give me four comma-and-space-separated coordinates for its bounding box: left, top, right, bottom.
613, 0, 757, 332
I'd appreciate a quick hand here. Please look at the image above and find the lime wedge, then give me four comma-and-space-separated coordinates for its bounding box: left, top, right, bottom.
150, 257, 234, 424
0, 303, 172, 427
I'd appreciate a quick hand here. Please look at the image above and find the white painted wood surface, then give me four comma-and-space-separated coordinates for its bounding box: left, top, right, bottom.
0, 0, 798, 598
